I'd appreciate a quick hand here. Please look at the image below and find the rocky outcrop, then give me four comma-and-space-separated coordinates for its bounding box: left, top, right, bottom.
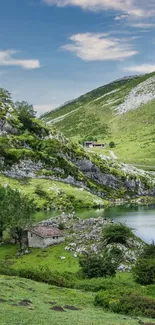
38, 213, 144, 272
76, 159, 120, 189
3, 156, 155, 199
0, 118, 17, 135
3, 160, 43, 178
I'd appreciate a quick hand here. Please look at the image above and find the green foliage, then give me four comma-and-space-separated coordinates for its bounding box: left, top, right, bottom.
6, 188, 35, 247
95, 290, 155, 318
0, 275, 145, 325
109, 141, 115, 148
41, 72, 155, 167
15, 101, 36, 130
80, 136, 98, 144
58, 223, 65, 230
35, 184, 50, 199
133, 258, 155, 285
140, 241, 155, 259
0, 186, 35, 246
79, 253, 118, 279
0, 186, 10, 240
102, 223, 134, 246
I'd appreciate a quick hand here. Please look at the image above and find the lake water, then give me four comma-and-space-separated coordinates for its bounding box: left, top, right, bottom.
35, 204, 155, 244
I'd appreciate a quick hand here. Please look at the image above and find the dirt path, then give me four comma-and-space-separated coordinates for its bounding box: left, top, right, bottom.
109, 150, 117, 159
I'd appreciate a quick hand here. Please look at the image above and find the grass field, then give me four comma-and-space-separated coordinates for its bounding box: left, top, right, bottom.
0, 174, 107, 210
0, 243, 79, 274
0, 275, 154, 325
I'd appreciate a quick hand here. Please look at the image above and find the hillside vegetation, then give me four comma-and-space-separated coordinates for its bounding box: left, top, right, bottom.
1, 88, 155, 209
42, 72, 155, 166
0, 275, 153, 325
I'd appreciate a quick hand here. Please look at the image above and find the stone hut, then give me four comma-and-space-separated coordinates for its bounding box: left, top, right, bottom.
28, 226, 64, 248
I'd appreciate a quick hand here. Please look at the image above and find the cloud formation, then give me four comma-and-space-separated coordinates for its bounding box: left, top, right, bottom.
43, 0, 155, 18
125, 64, 155, 73
34, 104, 54, 116
62, 33, 138, 61
0, 50, 40, 69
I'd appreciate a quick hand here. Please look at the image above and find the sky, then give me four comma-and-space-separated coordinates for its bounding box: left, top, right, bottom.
1, 0, 155, 115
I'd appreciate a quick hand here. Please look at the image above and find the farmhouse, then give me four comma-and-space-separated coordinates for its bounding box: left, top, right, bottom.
83, 141, 106, 148
28, 226, 64, 248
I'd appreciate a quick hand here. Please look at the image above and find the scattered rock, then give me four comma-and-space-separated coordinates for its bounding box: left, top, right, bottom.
19, 299, 32, 307
51, 306, 66, 312
64, 305, 80, 311
60, 256, 66, 260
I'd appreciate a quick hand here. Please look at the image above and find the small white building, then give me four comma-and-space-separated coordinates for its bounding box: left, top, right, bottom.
28, 226, 64, 248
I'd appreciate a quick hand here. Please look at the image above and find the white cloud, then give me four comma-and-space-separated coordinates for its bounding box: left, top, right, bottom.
130, 23, 155, 28
34, 104, 54, 116
0, 50, 40, 69
62, 33, 138, 61
114, 14, 129, 21
124, 64, 155, 73
43, 0, 155, 18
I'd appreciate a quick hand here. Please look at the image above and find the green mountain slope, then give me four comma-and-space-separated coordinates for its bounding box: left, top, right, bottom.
41, 72, 155, 166
1, 87, 155, 209
0, 275, 151, 325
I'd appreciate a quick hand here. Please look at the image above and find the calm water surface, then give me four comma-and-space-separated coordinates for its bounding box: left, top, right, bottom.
35, 205, 155, 244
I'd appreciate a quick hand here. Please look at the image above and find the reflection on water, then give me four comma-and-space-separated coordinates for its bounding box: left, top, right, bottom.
35, 204, 155, 244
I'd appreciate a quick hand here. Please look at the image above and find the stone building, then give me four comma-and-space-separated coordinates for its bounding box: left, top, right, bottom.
28, 226, 64, 248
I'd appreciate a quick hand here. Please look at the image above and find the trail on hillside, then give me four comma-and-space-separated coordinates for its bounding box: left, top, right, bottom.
109, 151, 117, 159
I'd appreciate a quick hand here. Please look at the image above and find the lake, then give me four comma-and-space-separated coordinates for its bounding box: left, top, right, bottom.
35, 204, 155, 244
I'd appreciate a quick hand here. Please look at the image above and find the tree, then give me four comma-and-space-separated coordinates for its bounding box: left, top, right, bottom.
7, 189, 35, 248
0, 88, 12, 105
79, 253, 118, 278
109, 141, 115, 148
0, 186, 9, 241
15, 101, 36, 131
102, 223, 134, 246
133, 258, 155, 285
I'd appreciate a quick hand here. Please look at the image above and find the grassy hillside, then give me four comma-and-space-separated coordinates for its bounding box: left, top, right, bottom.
0, 275, 151, 325
0, 174, 107, 210
42, 72, 155, 166
1, 87, 155, 208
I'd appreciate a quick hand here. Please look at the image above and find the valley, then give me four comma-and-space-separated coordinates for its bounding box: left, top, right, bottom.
1, 81, 155, 325
42, 72, 155, 167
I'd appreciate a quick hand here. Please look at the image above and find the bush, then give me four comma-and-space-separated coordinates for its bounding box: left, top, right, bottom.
132, 258, 155, 285
102, 223, 134, 246
109, 141, 115, 148
79, 253, 118, 279
35, 185, 49, 199
140, 241, 155, 259
94, 290, 155, 318
58, 223, 65, 230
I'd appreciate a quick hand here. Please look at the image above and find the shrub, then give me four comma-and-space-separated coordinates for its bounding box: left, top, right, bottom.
102, 223, 134, 246
94, 290, 155, 318
109, 141, 115, 148
140, 241, 155, 259
35, 185, 49, 199
58, 223, 65, 230
132, 258, 155, 285
79, 253, 118, 279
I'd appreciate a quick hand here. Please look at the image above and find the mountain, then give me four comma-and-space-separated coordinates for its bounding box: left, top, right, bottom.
41, 72, 155, 167
1, 87, 155, 210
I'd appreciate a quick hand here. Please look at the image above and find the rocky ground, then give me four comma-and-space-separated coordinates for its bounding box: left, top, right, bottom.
38, 213, 144, 272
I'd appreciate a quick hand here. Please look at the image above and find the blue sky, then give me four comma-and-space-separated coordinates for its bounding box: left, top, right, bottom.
1, 0, 155, 115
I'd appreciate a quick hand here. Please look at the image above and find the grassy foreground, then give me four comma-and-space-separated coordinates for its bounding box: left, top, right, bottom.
0, 243, 79, 274
0, 275, 153, 325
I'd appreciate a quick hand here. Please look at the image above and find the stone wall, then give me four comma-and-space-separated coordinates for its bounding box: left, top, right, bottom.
28, 231, 64, 248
